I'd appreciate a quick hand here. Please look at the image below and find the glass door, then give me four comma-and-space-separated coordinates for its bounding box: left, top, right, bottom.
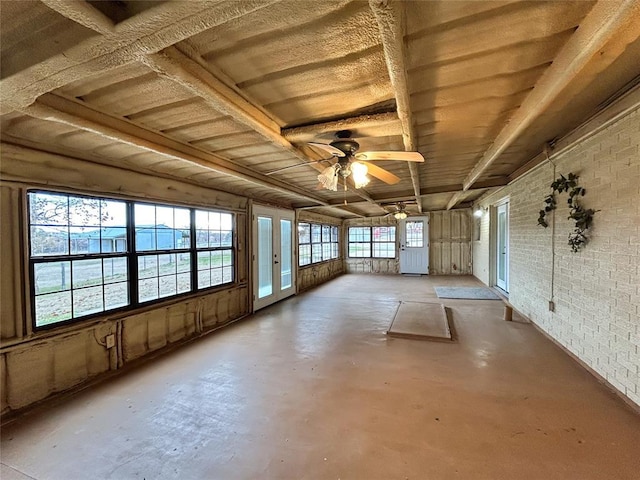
253, 205, 295, 311
496, 202, 509, 292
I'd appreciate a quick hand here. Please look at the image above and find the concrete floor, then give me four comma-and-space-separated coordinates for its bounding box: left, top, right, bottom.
2, 274, 639, 479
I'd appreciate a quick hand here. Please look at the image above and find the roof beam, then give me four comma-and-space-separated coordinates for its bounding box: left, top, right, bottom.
369, 0, 422, 213
1, 0, 279, 113
282, 112, 400, 143
21, 93, 330, 206
460, 0, 640, 193
40, 0, 115, 34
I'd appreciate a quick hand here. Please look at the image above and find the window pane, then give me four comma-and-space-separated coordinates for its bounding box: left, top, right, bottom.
177, 253, 191, 273
138, 255, 158, 279
311, 224, 321, 243
34, 261, 71, 294
134, 204, 155, 226
101, 200, 127, 226
311, 244, 322, 263
349, 243, 370, 258
331, 226, 338, 242
158, 254, 176, 275
73, 285, 104, 318
101, 227, 126, 253
139, 278, 159, 302
177, 273, 191, 293
105, 282, 128, 309
405, 221, 423, 247
373, 226, 395, 242
322, 225, 330, 242
156, 206, 174, 228
69, 197, 101, 226
198, 270, 211, 289
156, 228, 175, 249
103, 257, 128, 284
31, 226, 69, 256
220, 230, 232, 247
298, 223, 310, 244
299, 244, 311, 266
220, 213, 232, 230
29, 192, 69, 225
175, 209, 191, 248
35, 291, 72, 327
135, 227, 156, 251
159, 275, 177, 298
72, 259, 103, 289
373, 242, 395, 258
198, 251, 211, 269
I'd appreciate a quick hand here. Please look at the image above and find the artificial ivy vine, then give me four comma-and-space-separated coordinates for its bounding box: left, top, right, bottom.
537, 173, 597, 253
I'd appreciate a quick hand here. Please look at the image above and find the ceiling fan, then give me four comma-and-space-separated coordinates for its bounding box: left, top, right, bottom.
382, 201, 415, 220
266, 130, 424, 191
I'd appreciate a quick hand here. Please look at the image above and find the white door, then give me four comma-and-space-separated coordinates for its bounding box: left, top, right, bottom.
496, 203, 509, 292
253, 205, 295, 311
399, 217, 429, 274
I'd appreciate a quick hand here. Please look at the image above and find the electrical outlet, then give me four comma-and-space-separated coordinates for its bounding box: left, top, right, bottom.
548, 300, 555, 312
105, 334, 115, 349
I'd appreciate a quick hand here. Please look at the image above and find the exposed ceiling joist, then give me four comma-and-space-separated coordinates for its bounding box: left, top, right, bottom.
40, 0, 115, 34
21, 93, 330, 206
458, 0, 640, 195
369, 0, 422, 213
282, 112, 400, 143
1, 0, 280, 113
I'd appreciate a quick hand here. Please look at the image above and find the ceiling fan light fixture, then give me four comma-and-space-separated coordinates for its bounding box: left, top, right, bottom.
394, 211, 408, 220
318, 165, 339, 191
351, 161, 369, 189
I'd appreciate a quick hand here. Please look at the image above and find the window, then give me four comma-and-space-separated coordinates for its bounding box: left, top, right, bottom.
195, 210, 233, 289
298, 222, 339, 266
348, 226, 396, 258
28, 190, 235, 329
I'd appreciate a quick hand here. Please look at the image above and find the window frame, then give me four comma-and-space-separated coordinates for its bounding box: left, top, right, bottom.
27, 189, 236, 331
298, 222, 339, 267
347, 226, 397, 259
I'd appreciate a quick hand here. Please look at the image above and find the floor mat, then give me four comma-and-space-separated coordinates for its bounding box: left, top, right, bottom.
434, 286, 501, 300
387, 301, 454, 342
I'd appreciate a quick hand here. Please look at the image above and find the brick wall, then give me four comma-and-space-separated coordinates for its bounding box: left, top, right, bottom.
474, 105, 639, 407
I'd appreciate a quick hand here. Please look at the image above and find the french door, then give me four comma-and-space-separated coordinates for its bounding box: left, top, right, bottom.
496, 202, 509, 292
252, 205, 295, 311
399, 217, 429, 274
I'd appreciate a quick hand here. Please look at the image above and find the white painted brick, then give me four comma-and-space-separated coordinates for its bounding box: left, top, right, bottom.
474, 106, 640, 408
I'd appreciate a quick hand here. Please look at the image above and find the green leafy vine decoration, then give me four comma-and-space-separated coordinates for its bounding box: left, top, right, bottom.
537, 173, 597, 253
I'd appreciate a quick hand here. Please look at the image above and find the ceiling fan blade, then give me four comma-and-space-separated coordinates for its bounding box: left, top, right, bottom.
364, 163, 401, 185
265, 158, 331, 175
308, 142, 346, 157
355, 151, 424, 162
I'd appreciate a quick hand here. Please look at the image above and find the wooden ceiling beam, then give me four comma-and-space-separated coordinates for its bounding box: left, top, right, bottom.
40, 0, 115, 34
460, 0, 640, 194
281, 112, 400, 143
21, 93, 331, 206
369, 0, 422, 213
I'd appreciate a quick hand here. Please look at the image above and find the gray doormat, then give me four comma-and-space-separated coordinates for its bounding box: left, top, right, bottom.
434, 286, 501, 300
387, 301, 454, 342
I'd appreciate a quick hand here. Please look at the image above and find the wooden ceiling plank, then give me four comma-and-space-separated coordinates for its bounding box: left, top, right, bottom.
369, 0, 423, 213
1, 0, 280, 113
461, 0, 640, 193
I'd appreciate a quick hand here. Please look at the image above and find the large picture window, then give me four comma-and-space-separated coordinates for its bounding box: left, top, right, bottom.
298, 222, 339, 266
348, 226, 396, 258
28, 191, 235, 329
